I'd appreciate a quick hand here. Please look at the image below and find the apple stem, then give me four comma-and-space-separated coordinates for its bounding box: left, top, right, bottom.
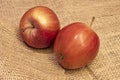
22, 26, 34, 32
90, 16, 95, 27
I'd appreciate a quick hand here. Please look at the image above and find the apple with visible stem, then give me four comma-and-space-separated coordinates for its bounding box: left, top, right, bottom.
54, 17, 100, 69
19, 6, 60, 48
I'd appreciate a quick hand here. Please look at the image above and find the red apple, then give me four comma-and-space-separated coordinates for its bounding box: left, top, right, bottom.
19, 6, 60, 48
54, 22, 100, 69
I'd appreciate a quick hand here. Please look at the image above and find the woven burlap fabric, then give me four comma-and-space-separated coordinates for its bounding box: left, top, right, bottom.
0, 0, 120, 80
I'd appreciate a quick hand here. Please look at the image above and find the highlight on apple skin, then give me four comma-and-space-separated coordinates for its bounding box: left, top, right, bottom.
54, 22, 100, 69
19, 6, 60, 48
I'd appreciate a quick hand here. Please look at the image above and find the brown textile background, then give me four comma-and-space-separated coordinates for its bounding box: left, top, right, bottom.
0, 0, 120, 80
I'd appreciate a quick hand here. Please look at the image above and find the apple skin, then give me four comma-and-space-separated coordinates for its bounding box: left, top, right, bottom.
54, 22, 100, 69
19, 6, 60, 48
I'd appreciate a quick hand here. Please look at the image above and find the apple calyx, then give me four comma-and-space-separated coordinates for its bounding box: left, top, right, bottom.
59, 53, 64, 60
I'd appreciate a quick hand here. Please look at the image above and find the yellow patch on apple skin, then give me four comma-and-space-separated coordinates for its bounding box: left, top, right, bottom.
39, 16, 48, 25
32, 11, 48, 27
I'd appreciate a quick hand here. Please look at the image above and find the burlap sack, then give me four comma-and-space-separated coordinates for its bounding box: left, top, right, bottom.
0, 0, 120, 80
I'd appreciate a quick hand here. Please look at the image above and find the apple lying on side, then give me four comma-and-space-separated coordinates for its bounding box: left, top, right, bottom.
54, 22, 100, 69
19, 6, 60, 48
